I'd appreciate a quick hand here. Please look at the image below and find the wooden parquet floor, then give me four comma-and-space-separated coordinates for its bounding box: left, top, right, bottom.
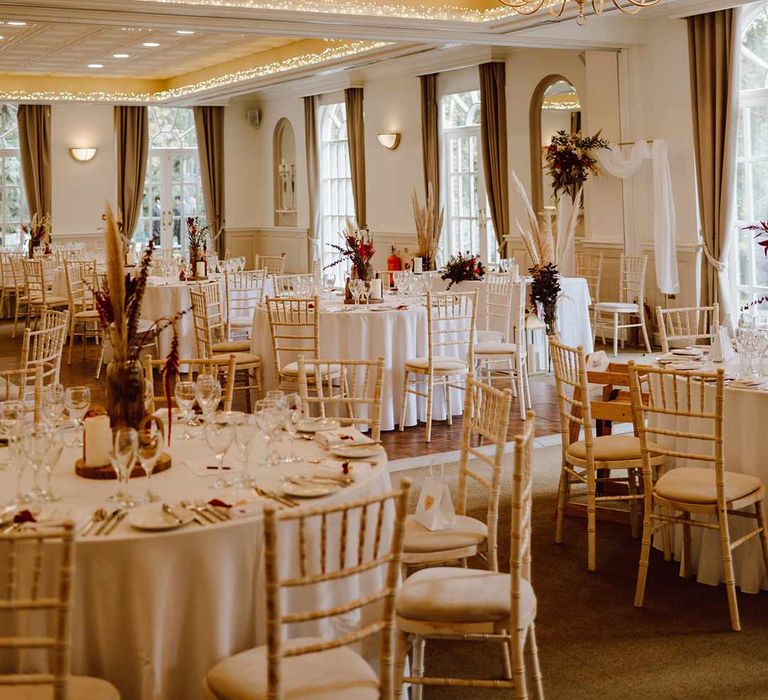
0, 319, 562, 460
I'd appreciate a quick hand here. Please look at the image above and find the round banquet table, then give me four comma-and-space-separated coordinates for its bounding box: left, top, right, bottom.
250, 295, 467, 431
0, 430, 393, 700
649, 355, 768, 593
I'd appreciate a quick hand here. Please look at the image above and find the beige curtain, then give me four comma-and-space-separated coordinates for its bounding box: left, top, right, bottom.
344, 87, 367, 228
115, 106, 149, 241
479, 62, 510, 258
17, 104, 51, 221
194, 106, 226, 257
304, 96, 322, 269
420, 73, 440, 205
688, 7, 742, 319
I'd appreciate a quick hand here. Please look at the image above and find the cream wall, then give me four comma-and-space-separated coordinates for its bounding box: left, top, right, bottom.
50, 103, 115, 239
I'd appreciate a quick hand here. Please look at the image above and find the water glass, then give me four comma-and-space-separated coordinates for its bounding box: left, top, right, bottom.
42, 383, 65, 427
205, 412, 235, 490
137, 423, 164, 502
195, 375, 222, 425
0, 400, 25, 471
110, 427, 138, 508
174, 380, 197, 439
65, 385, 91, 446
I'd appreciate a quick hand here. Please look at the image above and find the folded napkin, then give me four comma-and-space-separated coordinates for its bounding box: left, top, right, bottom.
315, 426, 374, 449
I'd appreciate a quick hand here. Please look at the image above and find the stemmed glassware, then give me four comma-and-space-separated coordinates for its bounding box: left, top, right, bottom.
254, 398, 285, 465
0, 400, 25, 470
282, 393, 303, 463
195, 375, 222, 427
174, 380, 198, 439
110, 427, 138, 508
205, 411, 235, 490
39, 429, 63, 502
65, 386, 91, 447
23, 427, 53, 502
42, 384, 65, 427
137, 421, 164, 502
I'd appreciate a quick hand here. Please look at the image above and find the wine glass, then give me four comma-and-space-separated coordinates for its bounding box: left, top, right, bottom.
174, 380, 197, 439
9, 432, 30, 505
23, 426, 52, 502
0, 400, 25, 470
195, 375, 222, 426
282, 392, 303, 463
323, 273, 336, 294
42, 383, 65, 427
110, 427, 138, 508
233, 413, 261, 485
137, 422, 164, 502
205, 412, 234, 490
65, 386, 91, 447
254, 399, 285, 465
40, 429, 63, 502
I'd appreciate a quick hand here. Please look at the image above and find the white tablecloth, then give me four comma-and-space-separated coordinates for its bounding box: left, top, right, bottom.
435, 276, 593, 352
0, 433, 393, 700
650, 357, 768, 593
250, 296, 465, 431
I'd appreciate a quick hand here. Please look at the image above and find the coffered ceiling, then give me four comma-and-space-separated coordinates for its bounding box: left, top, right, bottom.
0, 0, 751, 103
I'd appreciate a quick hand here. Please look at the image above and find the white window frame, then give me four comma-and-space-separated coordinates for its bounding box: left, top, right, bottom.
319, 102, 355, 284
439, 90, 497, 266
0, 104, 26, 247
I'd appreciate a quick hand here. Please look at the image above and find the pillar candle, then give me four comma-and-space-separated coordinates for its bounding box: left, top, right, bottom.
195, 261, 206, 279
413, 257, 423, 274
370, 279, 383, 300
84, 415, 112, 467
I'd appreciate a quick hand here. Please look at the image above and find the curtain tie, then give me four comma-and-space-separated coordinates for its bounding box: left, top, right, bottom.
701, 236, 727, 273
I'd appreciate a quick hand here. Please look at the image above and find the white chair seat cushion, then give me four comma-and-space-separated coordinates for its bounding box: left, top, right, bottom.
280, 361, 340, 377
1, 675, 120, 700
212, 340, 252, 353
655, 467, 762, 505
28, 294, 68, 306
476, 330, 504, 343
204, 637, 379, 700
74, 309, 100, 320
403, 514, 487, 554
474, 342, 517, 355
213, 352, 261, 366
396, 567, 536, 628
593, 302, 639, 313
566, 435, 661, 463
405, 356, 467, 372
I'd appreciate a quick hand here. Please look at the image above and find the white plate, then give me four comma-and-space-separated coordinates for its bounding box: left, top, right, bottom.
281, 480, 342, 498
298, 418, 340, 433
128, 505, 194, 531
330, 443, 382, 459
671, 348, 705, 356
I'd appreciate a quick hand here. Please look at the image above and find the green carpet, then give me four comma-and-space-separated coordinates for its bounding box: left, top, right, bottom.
396, 444, 768, 700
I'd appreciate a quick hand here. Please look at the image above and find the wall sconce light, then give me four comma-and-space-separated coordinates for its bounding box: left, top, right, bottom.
69, 147, 97, 163
377, 132, 401, 150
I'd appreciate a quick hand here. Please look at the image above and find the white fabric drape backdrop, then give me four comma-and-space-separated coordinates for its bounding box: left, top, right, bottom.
596, 140, 679, 295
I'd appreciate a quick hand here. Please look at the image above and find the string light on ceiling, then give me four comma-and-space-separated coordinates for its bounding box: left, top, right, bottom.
497, 0, 662, 25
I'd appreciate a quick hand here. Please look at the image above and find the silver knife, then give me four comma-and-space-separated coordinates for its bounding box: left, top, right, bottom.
104, 511, 127, 535
95, 509, 121, 536
162, 503, 184, 526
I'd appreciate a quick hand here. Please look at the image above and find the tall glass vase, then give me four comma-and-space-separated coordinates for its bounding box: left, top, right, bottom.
106, 360, 146, 430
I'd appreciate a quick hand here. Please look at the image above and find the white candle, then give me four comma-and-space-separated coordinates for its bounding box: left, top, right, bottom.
84, 415, 112, 467
370, 278, 383, 300
195, 261, 206, 278
413, 257, 423, 274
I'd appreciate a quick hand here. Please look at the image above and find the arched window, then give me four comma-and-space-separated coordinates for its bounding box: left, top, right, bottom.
734, 6, 768, 310
440, 91, 496, 265
0, 104, 26, 246
319, 102, 355, 281
136, 107, 205, 249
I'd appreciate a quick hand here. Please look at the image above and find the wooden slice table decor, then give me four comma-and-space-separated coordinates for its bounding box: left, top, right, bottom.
75, 454, 172, 480
343, 298, 384, 305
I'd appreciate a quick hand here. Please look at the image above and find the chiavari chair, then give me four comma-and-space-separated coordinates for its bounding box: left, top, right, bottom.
402, 376, 512, 574
628, 363, 768, 631
224, 269, 267, 340
399, 290, 477, 442
575, 251, 604, 307
203, 480, 411, 700
549, 337, 665, 571
260, 253, 287, 275
394, 412, 543, 700
656, 303, 720, 353
296, 355, 385, 441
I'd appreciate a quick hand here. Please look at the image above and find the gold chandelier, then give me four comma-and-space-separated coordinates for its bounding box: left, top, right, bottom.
498, 0, 662, 25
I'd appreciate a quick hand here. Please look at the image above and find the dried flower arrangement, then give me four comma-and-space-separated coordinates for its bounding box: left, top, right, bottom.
412, 184, 443, 271
546, 130, 610, 201
22, 213, 52, 256
324, 220, 375, 280
529, 262, 561, 334
441, 252, 485, 289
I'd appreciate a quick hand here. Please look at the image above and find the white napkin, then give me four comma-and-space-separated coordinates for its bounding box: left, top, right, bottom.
314, 426, 375, 449
711, 327, 735, 363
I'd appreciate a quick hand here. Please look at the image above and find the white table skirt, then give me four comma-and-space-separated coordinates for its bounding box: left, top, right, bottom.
250, 298, 466, 431
650, 361, 768, 593
435, 276, 593, 352
0, 433, 393, 700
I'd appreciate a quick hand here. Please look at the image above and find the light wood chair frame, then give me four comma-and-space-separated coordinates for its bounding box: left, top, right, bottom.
260, 253, 287, 275
656, 303, 720, 354
190, 287, 262, 408
203, 480, 411, 700
403, 376, 513, 571
265, 296, 321, 391
296, 355, 385, 441
143, 354, 237, 413
399, 290, 478, 443
549, 337, 664, 571
19, 309, 69, 401
627, 362, 768, 632
395, 412, 544, 700
64, 259, 100, 365
575, 251, 604, 305
593, 253, 651, 356
224, 269, 267, 340
0, 364, 43, 424
8, 255, 29, 338
475, 278, 531, 418
272, 272, 315, 297
21, 258, 68, 328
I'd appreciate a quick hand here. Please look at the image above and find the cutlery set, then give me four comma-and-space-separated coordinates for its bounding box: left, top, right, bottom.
80, 508, 127, 536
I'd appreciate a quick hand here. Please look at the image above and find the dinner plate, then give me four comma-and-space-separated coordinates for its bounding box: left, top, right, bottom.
297, 418, 340, 433
671, 348, 705, 356
329, 443, 382, 458
128, 505, 194, 531
281, 480, 343, 498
